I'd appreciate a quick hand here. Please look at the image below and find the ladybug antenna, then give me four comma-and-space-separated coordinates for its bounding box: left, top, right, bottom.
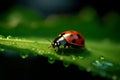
45, 38, 52, 43
45, 38, 52, 48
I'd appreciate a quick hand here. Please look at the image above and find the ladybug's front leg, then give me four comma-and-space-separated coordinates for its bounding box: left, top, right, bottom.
64, 45, 67, 48
63, 44, 69, 49
59, 45, 66, 55
61, 47, 64, 55
62, 45, 68, 55
55, 46, 59, 52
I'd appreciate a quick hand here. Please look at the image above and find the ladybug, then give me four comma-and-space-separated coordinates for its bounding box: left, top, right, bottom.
51, 30, 85, 52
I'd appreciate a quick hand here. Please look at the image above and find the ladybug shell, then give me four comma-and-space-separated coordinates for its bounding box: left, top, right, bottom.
59, 30, 85, 47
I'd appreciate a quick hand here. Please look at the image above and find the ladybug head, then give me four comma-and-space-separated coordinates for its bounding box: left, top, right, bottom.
52, 42, 58, 48
46, 38, 58, 49
51, 42, 59, 52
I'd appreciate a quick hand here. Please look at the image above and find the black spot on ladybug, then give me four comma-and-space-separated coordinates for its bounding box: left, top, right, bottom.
70, 34, 73, 36
72, 39, 76, 43
77, 34, 81, 39
81, 40, 84, 45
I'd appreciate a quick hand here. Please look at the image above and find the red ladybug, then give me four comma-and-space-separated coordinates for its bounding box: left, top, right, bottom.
51, 30, 85, 51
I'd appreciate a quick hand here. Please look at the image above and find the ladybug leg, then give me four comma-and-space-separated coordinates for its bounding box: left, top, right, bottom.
55, 46, 59, 52
68, 45, 71, 48
66, 43, 71, 48
61, 48, 64, 55
64, 45, 67, 48
48, 45, 51, 48
61, 45, 67, 55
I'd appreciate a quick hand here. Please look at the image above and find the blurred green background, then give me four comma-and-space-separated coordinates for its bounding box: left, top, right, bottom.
0, 0, 120, 42
0, 0, 120, 80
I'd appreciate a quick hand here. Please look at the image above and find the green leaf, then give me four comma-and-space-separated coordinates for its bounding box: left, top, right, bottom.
0, 36, 120, 80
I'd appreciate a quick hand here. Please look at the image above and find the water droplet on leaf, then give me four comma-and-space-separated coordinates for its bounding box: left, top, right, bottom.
47, 52, 50, 54
0, 35, 5, 39
100, 56, 104, 60
32, 48, 36, 51
92, 59, 113, 70
78, 56, 84, 60
0, 48, 5, 51
103, 61, 113, 67
12, 42, 16, 45
112, 75, 117, 80
7, 35, 12, 39
86, 67, 91, 72
63, 62, 70, 67
60, 56, 63, 60
20, 54, 28, 59
71, 55, 76, 60
38, 51, 43, 55
48, 57, 55, 64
